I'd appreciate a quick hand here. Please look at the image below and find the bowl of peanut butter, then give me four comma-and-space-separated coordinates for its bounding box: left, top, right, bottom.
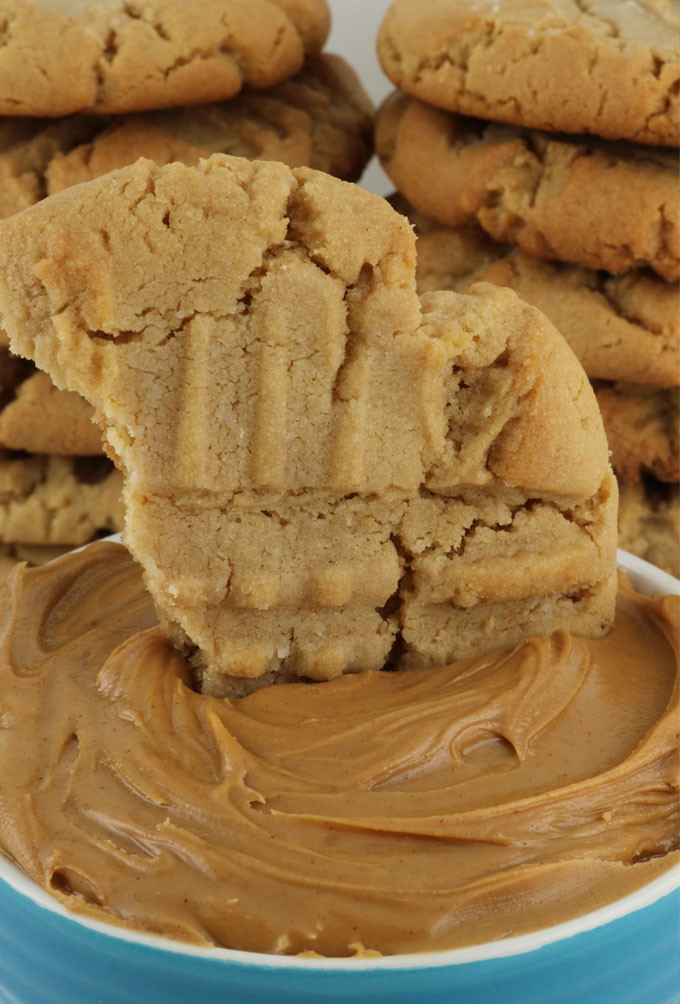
0, 544, 677, 1004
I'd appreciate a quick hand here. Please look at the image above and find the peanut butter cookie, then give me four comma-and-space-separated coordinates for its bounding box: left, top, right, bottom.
50, 55, 372, 188
0, 0, 330, 116
377, 94, 679, 280
0, 155, 617, 695
393, 200, 680, 388
378, 0, 680, 145
0, 541, 72, 582
594, 383, 680, 484
0, 453, 122, 545
0, 54, 372, 453
618, 477, 679, 578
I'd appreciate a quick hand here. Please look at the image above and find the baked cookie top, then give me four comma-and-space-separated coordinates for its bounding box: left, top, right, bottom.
378, 0, 680, 146
0, 0, 330, 116
392, 198, 680, 389
0, 155, 616, 692
377, 93, 680, 281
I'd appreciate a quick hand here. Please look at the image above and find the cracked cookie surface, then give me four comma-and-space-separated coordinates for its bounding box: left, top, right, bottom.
378, 0, 680, 145
377, 94, 680, 280
0, 154, 617, 695
0, 540, 72, 581
0, 0, 330, 116
392, 198, 680, 388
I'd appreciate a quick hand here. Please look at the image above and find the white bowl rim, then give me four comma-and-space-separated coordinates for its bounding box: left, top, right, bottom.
0, 545, 677, 971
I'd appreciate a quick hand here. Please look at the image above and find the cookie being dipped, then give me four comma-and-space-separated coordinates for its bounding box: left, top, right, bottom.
391, 197, 680, 580
0, 155, 617, 695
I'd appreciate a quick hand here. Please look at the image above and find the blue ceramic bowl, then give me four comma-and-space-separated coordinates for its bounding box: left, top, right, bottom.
0, 548, 678, 1004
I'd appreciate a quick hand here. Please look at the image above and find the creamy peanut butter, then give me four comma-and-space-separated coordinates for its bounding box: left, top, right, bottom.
0, 542, 677, 957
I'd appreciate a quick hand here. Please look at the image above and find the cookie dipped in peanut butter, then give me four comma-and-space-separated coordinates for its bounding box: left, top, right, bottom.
0, 543, 677, 955
0, 155, 616, 695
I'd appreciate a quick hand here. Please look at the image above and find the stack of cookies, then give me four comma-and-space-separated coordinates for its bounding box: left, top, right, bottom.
376, 0, 680, 577
0, 0, 377, 578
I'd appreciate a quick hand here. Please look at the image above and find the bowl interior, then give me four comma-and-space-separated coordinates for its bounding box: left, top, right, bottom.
0, 545, 677, 971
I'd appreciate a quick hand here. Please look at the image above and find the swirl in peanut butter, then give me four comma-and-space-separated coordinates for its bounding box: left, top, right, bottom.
0, 542, 678, 956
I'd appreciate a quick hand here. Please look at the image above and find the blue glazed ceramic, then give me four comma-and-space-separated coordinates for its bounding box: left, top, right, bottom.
0, 548, 678, 1004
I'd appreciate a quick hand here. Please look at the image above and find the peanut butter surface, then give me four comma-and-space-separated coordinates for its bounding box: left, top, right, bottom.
0, 542, 678, 956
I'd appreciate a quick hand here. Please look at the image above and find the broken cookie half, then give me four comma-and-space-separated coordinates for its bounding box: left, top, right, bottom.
0, 155, 617, 696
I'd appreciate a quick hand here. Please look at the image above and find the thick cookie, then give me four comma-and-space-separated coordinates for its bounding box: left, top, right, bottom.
377, 94, 680, 280
0, 0, 330, 116
594, 383, 680, 484
396, 202, 680, 388
0, 155, 617, 695
378, 0, 680, 146
0, 453, 123, 545
618, 478, 679, 579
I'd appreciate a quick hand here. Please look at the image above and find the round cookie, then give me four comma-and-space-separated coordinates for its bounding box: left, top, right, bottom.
377, 93, 680, 281
0, 154, 617, 696
0, 54, 373, 223
378, 0, 680, 146
0, 0, 330, 116
393, 199, 680, 388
